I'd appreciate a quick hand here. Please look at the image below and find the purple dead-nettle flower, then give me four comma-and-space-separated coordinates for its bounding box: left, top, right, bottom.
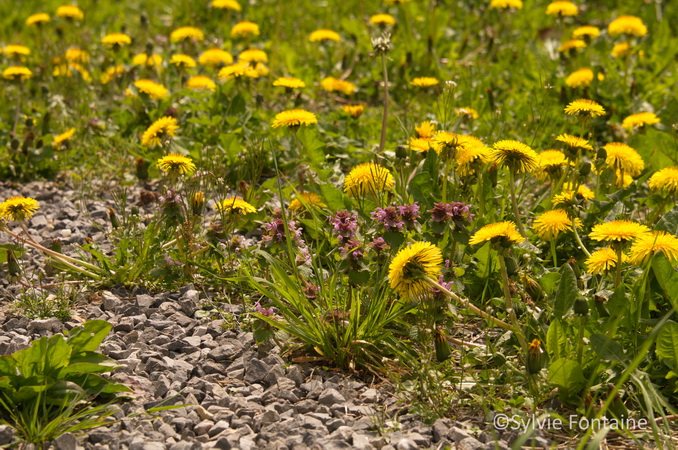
303, 283, 320, 300
158, 189, 181, 205
339, 239, 365, 261
329, 211, 359, 241
262, 218, 304, 245
398, 202, 420, 229
368, 236, 389, 255
429, 202, 474, 225
371, 206, 404, 232
429, 275, 455, 300
255, 301, 275, 316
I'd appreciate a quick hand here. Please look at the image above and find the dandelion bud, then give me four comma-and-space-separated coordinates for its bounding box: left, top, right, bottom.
579, 161, 591, 177
7, 249, 21, 281
596, 147, 607, 162
504, 256, 519, 275
395, 144, 407, 159
521, 274, 544, 301
108, 207, 120, 229
434, 328, 452, 362
190, 191, 205, 215
526, 339, 544, 374
574, 297, 588, 316
130, 206, 139, 216
50, 239, 62, 253
11, 139, 20, 151
25, 117, 34, 128
135, 158, 149, 181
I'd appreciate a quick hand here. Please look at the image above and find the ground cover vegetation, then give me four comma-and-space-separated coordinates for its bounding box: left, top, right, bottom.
0, 0, 677, 446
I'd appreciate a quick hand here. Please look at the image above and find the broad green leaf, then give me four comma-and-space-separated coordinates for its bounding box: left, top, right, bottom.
320, 183, 348, 211
547, 358, 586, 394
652, 254, 678, 309
539, 272, 561, 295
656, 207, 678, 235
67, 320, 112, 354
546, 318, 568, 361
14, 336, 70, 379
590, 334, 625, 361
656, 321, 678, 371
553, 263, 577, 319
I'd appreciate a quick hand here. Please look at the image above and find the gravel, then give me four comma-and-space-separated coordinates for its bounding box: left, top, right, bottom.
0, 180, 525, 449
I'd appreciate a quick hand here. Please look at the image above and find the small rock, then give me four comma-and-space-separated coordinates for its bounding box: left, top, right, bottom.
361, 388, 379, 403
136, 294, 155, 309
208, 420, 231, 438
352, 433, 373, 450
27, 318, 62, 333
244, 358, 270, 384
193, 419, 214, 436
0, 425, 14, 445
318, 388, 346, 406
101, 291, 120, 311
459, 437, 485, 450
395, 438, 417, 450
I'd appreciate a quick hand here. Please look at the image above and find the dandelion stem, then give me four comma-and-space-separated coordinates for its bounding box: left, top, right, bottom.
572, 218, 591, 258
550, 239, 558, 267
497, 253, 529, 352
615, 246, 623, 288
508, 168, 527, 237
378, 53, 389, 154
424, 277, 515, 333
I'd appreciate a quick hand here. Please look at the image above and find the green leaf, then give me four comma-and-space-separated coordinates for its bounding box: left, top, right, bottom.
67, 320, 112, 354
590, 334, 625, 361
553, 263, 577, 319
547, 358, 586, 394
656, 321, 678, 371
656, 207, 678, 235
652, 254, 678, 308
546, 319, 568, 361
13, 336, 71, 379
320, 183, 348, 211
539, 272, 561, 295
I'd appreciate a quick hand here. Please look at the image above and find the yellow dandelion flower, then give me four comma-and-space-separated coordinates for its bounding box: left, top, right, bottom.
141, 116, 179, 147
309, 29, 340, 42
491, 139, 538, 173
53, 128, 76, 149
272, 109, 317, 128
289, 192, 327, 211
546, 1, 578, 17
489, 0, 523, 9
102, 33, 131, 47
456, 141, 491, 177
101, 65, 124, 84
2, 66, 32, 81
239, 49, 268, 63
170, 27, 204, 43
611, 42, 631, 58
321, 77, 356, 95
556, 134, 593, 151
231, 21, 260, 39
536, 150, 568, 180
558, 39, 586, 53
608, 15, 648, 37
157, 153, 196, 176
621, 112, 660, 130
533, 209, 581, 240
415, 121, 436, 139
565, 68, 595, 88
564, 99, 605, 118
589, 220, 650, 244
170, 54, 197, 68
603, 142, 644, 177
648, 167, 678, 196
53, 62, 91, 82
218, 62, 268, 80
455, 107, 479, 120
211, 0, 241, 10
56, 5, 84, 20
26, 13, 51, 26
0, 197, 40, 222
409, 138, 433, 153
385, 0, 412, 4
198, 48, 233, 67
370, 14, 396, 26
341, 104, 365, 118
572, 25, 600, 40
65, 47, 88, 63
344, 163, 395, 197
215, 196, 257, 214
553, 183, 594, 207
586, 247, 627, 275
4, 45, 31, 57
132, 53, 163, 68
388, 242, 443, 299
410, 77, 439, 88
273, 77, 306, 89
469, 221, 525, 246
629, 232, 678, 265
133, 79, 169, 100
186, 75, 216, 91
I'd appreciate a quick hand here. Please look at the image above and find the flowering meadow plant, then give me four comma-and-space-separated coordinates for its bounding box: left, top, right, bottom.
0, 0, 677, 446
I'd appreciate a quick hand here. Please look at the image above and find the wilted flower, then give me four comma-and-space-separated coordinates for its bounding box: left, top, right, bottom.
428, 202, 474, 226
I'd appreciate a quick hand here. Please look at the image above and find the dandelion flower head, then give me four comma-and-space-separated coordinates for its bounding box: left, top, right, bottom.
388, 242, 443, 299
